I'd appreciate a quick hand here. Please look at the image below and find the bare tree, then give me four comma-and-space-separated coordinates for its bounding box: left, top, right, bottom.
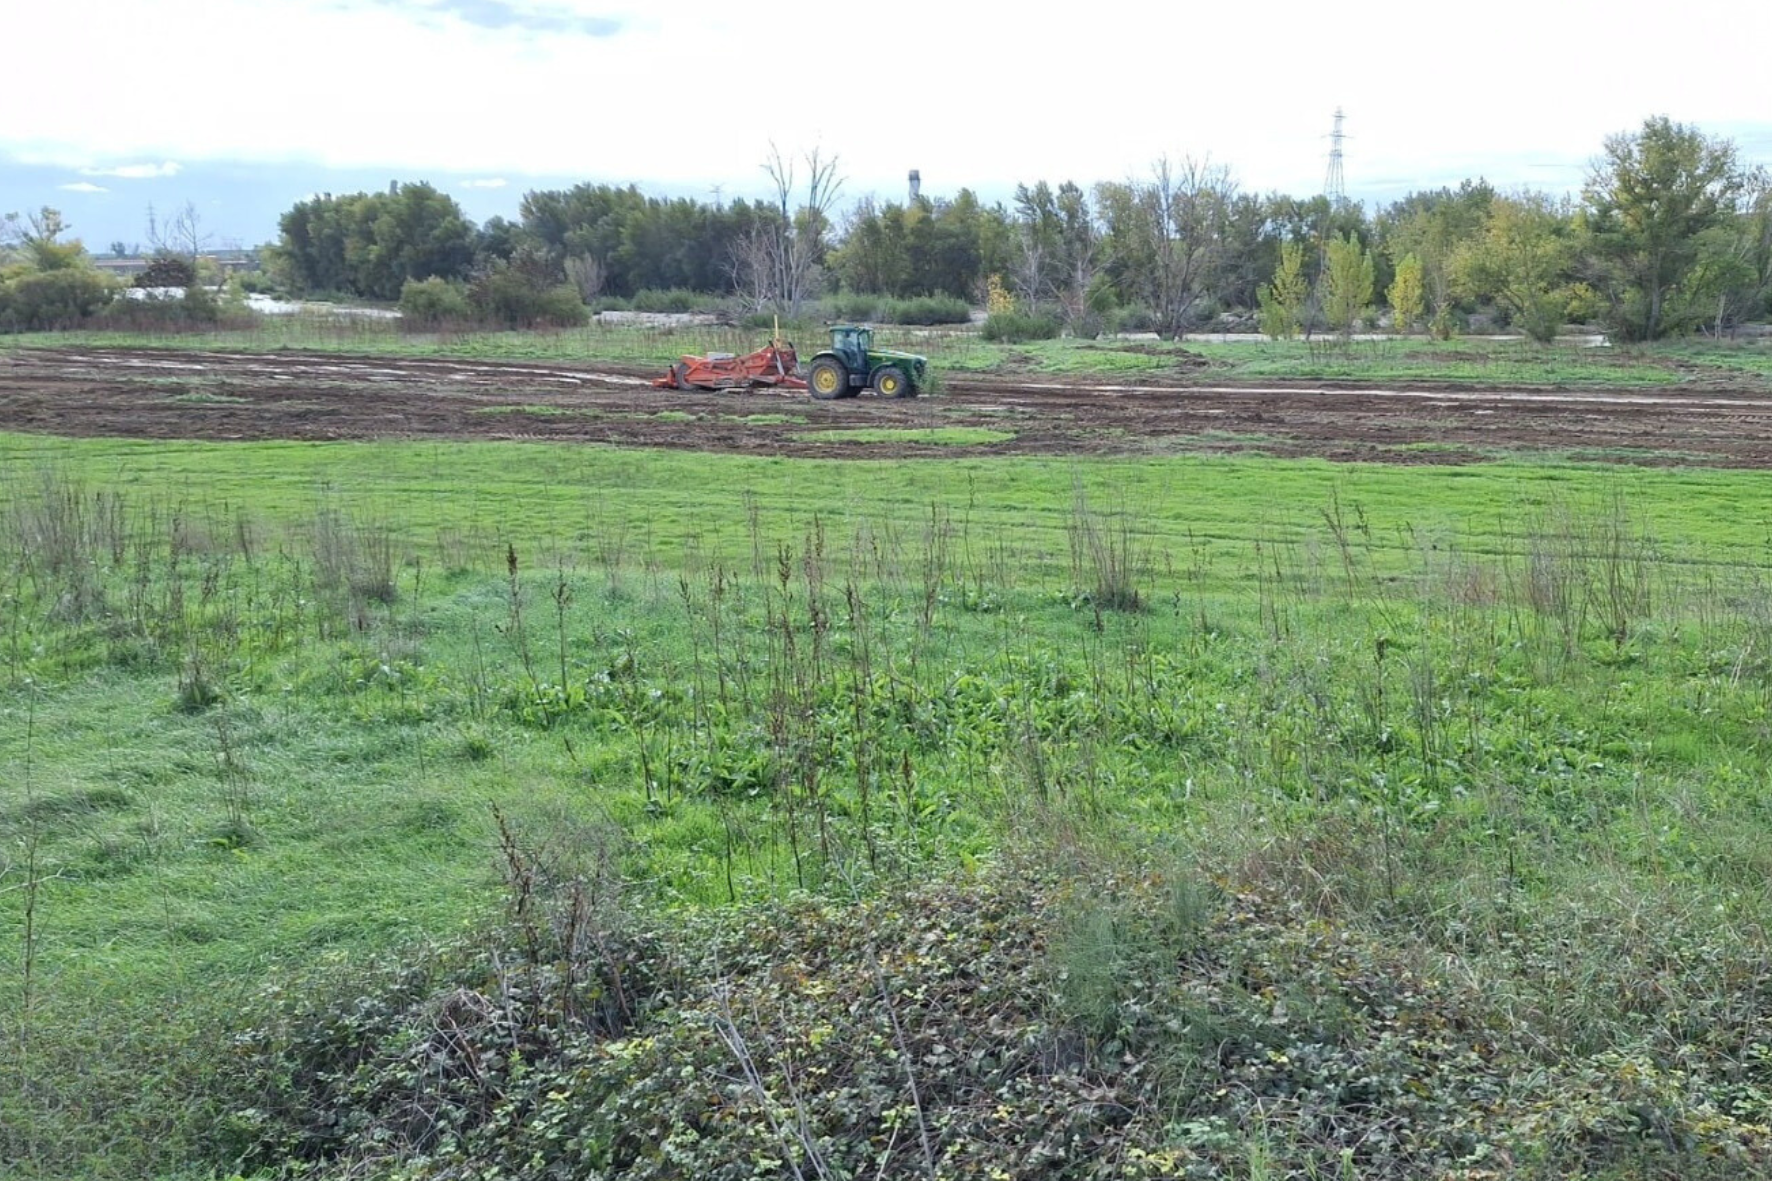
563, 253, 606, 303
1148, 157, 1236, 336
1098, 157, 1237, 337
147, 200, 213, 262
727, 222, 776, 313
763, 144, 844, 318
1011, 227, 1050, 310
1057, 182, 1100, 331
1011, 182, 1059, 310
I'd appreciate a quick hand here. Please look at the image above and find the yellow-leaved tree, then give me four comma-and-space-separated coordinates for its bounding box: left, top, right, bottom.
1322, 233, 1375, 337
1387, 253, 1425, 335
1257, 240, 1309, 339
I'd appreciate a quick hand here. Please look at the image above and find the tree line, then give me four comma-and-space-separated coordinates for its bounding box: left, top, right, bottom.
7, 117, 1769, 339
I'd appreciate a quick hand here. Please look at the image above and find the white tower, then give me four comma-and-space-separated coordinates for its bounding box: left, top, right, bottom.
1324, 109, 1347, 203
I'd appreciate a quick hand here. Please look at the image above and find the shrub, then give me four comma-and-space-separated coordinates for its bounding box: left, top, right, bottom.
529, 285, 591, 327
99, 286, 225, 330
884, 295, 971, 325
134, 254, 198, 289
1107, 305, 1160, 334
629, 288, 702, 314
980, 310, 1060, 343
829, 292, 882, 321
468, 264, 588, 329
234, 271, 279, 296
816, 293, 973, 326
398, 276, 473, 329
0, 267, 118, 331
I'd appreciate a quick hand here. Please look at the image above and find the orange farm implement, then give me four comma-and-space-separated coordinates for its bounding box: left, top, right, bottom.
653, 335, 806, 393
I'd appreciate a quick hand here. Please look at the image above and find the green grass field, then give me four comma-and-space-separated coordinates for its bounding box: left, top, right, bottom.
9, 327, 1772, 1177
9, 315, 1772, 390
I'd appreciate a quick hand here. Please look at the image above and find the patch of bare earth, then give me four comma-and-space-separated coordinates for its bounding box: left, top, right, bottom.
6, 347, 1772, 466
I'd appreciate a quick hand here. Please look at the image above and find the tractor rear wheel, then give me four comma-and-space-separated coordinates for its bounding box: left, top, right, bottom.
809, 359, 846, 401
873, 366, 913, 398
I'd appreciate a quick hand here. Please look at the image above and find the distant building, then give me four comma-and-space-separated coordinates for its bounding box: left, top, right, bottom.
93, 256, 151, 277
93, 250, 260, 278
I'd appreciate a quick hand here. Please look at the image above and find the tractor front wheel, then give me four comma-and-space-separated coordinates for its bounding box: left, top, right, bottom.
873, 366, 914, 399
809, 359, 846, 401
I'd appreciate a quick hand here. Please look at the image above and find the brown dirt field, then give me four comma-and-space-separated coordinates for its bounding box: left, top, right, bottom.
7, 346, 1772, 466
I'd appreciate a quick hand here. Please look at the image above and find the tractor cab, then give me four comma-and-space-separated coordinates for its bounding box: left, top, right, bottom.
828, 324, 874, 373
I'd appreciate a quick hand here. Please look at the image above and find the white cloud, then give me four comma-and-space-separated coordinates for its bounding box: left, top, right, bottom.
1, 0, 1768, 204
80, 161, 182, 180
460, 177, 507, 189
370, 0, 623, 38
58, 181, 108, 193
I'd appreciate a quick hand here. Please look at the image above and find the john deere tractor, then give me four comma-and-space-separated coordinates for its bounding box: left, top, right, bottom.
806, 324, 928, 400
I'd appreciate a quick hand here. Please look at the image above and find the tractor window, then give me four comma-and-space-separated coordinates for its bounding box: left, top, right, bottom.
856, 328, 873, 351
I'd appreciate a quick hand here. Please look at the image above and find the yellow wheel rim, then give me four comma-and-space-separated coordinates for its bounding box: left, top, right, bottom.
879, 375, 899, 395
814, 370, 839, 394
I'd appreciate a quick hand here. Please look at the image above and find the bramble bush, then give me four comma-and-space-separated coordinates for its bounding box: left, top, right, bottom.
398, 276, 473, 329
982, 309, 1061, 342
0, 267, 118, 331
468, 263, 587, 329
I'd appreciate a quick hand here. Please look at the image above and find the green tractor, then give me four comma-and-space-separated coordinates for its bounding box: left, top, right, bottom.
805, 324, 928, 400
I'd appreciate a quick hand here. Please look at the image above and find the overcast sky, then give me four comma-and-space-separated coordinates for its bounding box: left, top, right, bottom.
4, 0, 1771, 246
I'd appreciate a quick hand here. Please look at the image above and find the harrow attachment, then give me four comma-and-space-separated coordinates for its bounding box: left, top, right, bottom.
653, 341, 806, 393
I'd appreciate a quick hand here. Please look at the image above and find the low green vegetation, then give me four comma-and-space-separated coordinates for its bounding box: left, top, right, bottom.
788, 426, 1016, 446
472, 403, 606, 418
9, 318, 1772, 392
160, 391, 250, 405
724, 412, 807, 425
980, 309, 1062, 343
6, 432, 1772, 1177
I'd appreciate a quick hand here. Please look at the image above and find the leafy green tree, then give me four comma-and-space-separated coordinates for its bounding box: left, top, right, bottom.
1454, 193, 1573, 343
832, 189, 1010, 300
3, 208, 88, 272
1321, 232, 1374, 337
475, 215, 524, 267
1378, 182, 1493, 337
0, 207, 116, 331
835, 197, 912, 296
1257, 240, 1309, 339
1582, 116, 1744, 340
1387, 253, 1426, 334
1663, 170, 1771, 336
366, 182, 476, 299
1217, 193, 1279, 312
274, 185, 475, 299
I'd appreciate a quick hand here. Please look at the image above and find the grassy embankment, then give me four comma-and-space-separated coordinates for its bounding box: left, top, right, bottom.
6, 424, 1772, 1176
7, 315, 1772, 389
